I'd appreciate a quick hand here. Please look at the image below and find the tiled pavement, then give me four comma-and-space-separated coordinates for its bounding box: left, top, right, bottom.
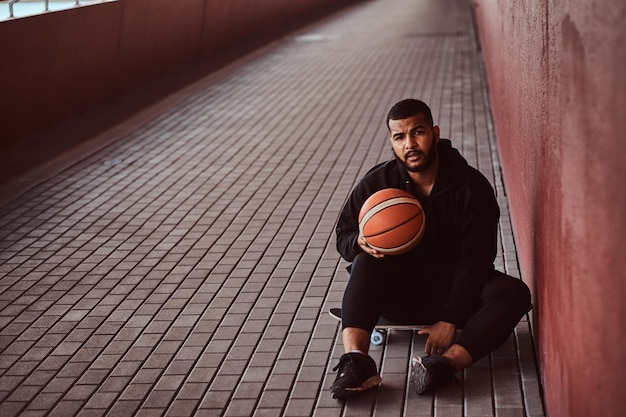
0, 0, 546, 416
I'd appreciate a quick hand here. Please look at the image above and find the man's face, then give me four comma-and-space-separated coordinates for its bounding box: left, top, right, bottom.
389, 113, 440, 173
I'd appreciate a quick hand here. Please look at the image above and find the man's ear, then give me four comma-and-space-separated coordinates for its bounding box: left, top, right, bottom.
433, 125, 441, 142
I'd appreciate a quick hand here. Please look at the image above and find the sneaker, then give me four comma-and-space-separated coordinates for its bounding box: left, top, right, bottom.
331, 352, 382, 399
412, 354, 456, 394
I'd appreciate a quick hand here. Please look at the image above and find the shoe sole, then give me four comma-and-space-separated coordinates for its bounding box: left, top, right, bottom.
412, 355, 458, 394
332, 374, 382, 399
412, 358, 432, 394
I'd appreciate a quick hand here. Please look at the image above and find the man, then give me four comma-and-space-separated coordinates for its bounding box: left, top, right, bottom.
331, 99, 531, 399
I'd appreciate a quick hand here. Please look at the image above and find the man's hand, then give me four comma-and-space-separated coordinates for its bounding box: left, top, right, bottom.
358, 235, 385, 258
418, 321, 456, 355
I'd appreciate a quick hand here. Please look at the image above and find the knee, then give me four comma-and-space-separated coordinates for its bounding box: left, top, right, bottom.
350, 252, 389, 277
486, 272, 532, 312
352, 252, 384, 268
511, 278, 532, 311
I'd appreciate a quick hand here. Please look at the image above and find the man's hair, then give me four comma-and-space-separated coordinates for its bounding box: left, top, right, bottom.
386, 99, 434, 129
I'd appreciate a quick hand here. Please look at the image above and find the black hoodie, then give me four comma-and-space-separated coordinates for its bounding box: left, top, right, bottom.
335, 139, 500, 325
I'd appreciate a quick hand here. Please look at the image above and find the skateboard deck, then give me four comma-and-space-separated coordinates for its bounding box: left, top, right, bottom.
329, 308, 425, 345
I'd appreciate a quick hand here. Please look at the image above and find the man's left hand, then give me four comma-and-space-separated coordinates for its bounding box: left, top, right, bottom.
418, 321, 456, 355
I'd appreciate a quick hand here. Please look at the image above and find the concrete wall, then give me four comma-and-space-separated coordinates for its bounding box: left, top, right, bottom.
0, 0, 358, 149
472, 1, 626, 416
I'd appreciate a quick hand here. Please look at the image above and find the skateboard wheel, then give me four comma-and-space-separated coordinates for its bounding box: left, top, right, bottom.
371, 329, 385, 345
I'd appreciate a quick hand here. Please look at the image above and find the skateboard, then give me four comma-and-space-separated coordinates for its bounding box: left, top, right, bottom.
329, 308, 425, 345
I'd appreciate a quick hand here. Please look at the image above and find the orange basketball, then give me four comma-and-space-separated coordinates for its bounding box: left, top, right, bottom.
358, 188, 426, 255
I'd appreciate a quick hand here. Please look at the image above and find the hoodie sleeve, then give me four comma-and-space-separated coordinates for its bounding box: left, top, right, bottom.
336, 186, 366, 262
440, 173, 500, 326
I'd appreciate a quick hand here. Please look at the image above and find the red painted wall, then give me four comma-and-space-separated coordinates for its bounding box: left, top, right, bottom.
473, 1, 626, 416
0, 0, 358, 149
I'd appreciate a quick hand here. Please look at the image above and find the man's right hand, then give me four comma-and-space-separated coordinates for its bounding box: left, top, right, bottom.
358, 235, 385, 259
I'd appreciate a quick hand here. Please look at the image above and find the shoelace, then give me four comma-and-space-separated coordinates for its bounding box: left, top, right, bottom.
333, 355, 355, 375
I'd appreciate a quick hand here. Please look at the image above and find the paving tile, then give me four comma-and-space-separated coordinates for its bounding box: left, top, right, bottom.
141, 389, 176, 409
105, 400, 141, 417
24, 391, 63, 410
63, 384, 98, 401
47, 400, 83, 417
82, 391, 118, 410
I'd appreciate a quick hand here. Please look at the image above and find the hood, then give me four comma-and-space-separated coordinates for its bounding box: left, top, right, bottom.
396, 138, 470, 198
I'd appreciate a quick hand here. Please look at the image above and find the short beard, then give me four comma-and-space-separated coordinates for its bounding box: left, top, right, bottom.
393, 144, 437, 173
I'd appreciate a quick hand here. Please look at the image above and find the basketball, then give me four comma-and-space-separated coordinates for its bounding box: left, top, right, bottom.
358, 188, 425, 255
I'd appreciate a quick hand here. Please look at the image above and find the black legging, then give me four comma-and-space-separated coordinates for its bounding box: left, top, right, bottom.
341, 253, 532, 361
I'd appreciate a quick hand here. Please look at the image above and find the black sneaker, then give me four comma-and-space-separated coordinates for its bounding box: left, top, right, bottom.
412, 354, 456, 394
331, 352, 382, 399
